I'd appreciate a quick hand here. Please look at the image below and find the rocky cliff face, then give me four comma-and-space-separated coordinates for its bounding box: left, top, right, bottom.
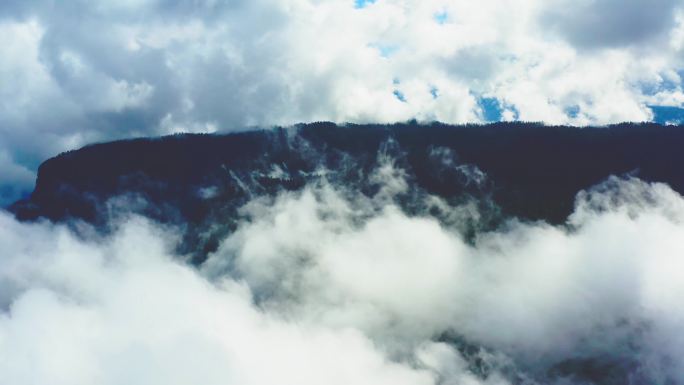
10, 121, 684, 262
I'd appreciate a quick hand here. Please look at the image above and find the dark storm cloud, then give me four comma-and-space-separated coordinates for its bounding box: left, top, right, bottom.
542, 0, 682, 49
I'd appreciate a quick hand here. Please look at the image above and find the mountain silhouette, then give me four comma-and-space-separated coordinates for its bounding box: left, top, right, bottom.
9, 121, 684, 262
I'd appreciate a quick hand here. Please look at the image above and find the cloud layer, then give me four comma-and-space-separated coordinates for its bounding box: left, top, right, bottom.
2, 173, 684, 384
2, 0, 684, 201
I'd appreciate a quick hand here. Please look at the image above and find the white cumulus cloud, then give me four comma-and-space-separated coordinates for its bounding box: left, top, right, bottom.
1, 0, 684, 202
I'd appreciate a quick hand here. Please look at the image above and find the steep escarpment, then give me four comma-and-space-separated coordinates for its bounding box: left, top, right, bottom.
10, 121, 684, 262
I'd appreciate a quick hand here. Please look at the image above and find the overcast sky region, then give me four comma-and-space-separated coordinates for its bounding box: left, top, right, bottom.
2, 0, 684, 202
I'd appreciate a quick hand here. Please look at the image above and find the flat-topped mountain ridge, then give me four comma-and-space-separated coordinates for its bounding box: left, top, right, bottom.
10, 121, 684, 262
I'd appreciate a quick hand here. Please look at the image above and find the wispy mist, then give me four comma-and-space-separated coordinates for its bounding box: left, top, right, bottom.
2, 155, 683, 384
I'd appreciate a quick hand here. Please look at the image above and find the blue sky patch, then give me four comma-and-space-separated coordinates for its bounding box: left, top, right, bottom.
478, 97, 503, 122
393, 90, 407, 103
370, 43, 399, 58
354, 0, 376, 9
434, 11, 448, 24
565, 105, 580, 119
650, 105, 684, 125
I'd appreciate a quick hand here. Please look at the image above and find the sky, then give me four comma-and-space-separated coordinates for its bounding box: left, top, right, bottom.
2, 0, 684, 203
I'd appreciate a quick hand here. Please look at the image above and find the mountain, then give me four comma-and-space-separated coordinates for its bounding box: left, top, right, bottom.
9, 121, 684, 262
